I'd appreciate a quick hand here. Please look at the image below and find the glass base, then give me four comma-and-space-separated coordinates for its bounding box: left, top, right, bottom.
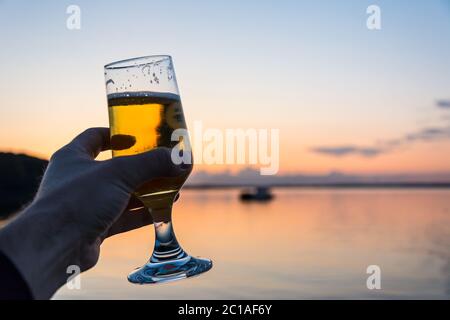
127, 255, 213, 284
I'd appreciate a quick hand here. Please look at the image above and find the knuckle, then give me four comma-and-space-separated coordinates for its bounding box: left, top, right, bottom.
50, 146, 71, 162
81, 127, 98, 136
75, 127, 100, 143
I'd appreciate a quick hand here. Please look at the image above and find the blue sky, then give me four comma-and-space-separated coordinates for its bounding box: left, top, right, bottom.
0, 0, 450, 173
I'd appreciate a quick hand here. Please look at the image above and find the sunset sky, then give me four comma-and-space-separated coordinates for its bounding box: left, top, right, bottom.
1, 0, 450, 175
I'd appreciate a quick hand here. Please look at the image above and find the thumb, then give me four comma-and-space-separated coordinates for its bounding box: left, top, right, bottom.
106, 147, 190, 190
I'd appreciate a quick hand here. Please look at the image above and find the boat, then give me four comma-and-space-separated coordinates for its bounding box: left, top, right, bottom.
239, 186, 274, 202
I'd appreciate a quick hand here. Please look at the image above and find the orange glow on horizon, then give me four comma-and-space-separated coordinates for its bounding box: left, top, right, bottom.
3, 138, 450, 176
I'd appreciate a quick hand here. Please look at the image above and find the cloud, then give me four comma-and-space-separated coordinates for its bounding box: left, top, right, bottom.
310, 146, 383, 158
404, 127, 450, 142
437, 100, 450, 109
310, 99, 450, 159
311, 126, 450, 158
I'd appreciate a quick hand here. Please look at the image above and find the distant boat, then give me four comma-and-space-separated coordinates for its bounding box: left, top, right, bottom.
240, 187, 274, 202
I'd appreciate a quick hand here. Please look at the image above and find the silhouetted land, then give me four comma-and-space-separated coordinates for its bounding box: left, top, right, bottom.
0, 153, 48, 219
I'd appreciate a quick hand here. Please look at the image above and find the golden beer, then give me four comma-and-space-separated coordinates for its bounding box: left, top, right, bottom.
108, 91, 190, 210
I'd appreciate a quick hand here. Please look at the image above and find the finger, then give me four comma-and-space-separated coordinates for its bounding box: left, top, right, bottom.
69, 127, 111, 159
106, 208, 153, 238
107, 147, 189, 190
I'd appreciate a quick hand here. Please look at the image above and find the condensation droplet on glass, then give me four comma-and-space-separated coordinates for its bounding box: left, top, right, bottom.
142, 64, 152, 76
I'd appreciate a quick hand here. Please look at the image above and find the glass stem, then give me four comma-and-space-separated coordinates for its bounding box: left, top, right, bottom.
149, 207, 186, 263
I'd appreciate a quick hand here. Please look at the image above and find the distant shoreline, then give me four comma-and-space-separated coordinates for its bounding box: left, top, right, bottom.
184, 183, 450, 189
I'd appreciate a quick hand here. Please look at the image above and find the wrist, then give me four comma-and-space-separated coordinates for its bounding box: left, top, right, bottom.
0, 199, 82, 299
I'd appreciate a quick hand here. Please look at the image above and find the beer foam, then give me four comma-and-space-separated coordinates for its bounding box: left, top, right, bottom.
107, 91, 180, 101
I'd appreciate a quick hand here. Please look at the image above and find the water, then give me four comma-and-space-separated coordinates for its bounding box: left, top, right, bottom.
54, 188, 450, 299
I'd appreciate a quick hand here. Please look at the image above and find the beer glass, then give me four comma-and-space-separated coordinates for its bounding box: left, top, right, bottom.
104, 55, 212, 284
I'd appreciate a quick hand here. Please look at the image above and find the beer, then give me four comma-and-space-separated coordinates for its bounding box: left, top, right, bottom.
107, 91, 190, 210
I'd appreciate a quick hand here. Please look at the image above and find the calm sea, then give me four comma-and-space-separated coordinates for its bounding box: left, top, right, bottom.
54, 188, 450, 299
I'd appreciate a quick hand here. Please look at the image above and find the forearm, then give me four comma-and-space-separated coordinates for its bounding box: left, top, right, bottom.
0, 199, 83, 299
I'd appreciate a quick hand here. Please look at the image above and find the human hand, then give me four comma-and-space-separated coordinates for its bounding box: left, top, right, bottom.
0, 127, 187, 299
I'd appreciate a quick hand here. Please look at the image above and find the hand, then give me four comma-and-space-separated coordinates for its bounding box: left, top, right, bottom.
0, 128, 187, 299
